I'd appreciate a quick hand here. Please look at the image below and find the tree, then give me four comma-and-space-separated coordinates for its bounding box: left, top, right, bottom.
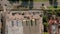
49, 0, 53, 5
49, 0, 58, 8
8, 0, 19, 2
29, 0, 33, 10
21, 0, 29, 8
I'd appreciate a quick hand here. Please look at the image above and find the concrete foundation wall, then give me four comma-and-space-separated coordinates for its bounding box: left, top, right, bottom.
1, 10, 43, 34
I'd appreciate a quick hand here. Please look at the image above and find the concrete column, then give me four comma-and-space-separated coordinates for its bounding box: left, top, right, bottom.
30, 19, 35, 34
0, 12, 1, 34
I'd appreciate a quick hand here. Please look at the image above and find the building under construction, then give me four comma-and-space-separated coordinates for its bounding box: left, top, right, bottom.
0, 0, 44, 34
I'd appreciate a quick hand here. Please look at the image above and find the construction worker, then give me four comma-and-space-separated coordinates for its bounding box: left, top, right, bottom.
41, 4, 47, 10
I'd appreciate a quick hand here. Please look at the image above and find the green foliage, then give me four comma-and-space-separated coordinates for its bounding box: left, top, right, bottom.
44, 32, 48, 34
19, 0, 48, 2
43, 22, 48, 27
43, 15, 47, 22
56, 11, 60, 16
33, 0, 48, 2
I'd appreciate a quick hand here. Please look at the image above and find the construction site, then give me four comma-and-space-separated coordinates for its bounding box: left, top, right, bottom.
0, 0, 60, 34
0, 0, 44, 34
